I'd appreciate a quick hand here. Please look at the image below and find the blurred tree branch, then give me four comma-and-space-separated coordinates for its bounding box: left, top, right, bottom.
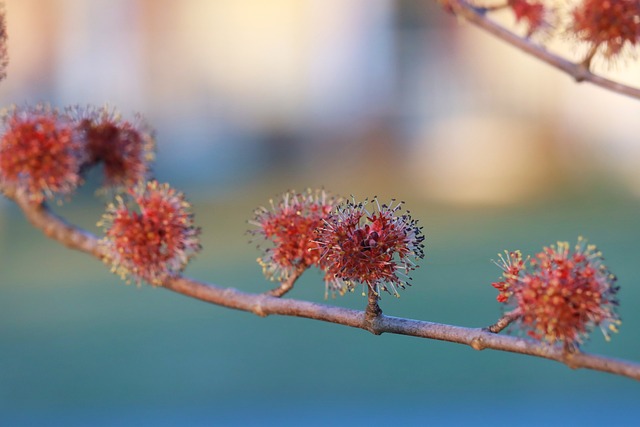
440, 0, 640, 100
4, 184, 640, 382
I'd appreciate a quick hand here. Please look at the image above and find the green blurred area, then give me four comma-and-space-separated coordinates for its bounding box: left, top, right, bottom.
1, 182, 639, 426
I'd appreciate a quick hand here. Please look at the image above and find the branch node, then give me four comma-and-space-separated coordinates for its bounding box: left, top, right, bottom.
253, 299, 268, 318
470, 336, 486, 351
561, 347, 582, 370
576, 45, 598, 82
574, 63, 591, 83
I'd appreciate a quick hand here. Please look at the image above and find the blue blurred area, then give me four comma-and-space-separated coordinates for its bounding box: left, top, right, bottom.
1, 1, 640, 425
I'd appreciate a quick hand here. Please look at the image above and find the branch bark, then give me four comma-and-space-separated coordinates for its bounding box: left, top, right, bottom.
4, 185, 640, 382
443, 0, 640, 100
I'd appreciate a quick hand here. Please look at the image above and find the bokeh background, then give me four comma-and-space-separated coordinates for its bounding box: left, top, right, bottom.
1, 1, 639, 425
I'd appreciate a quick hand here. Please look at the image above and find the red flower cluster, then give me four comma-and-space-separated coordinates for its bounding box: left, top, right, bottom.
250, 189, 339, 284
0, 105, 84, 201
317, 198, 425, 297
70, 105, 155, 190
99, 180, 201, 285
0, 104, 201, 285
570, 0, 640, 60
0, 104, 156, 201
251, 192, 425, 298
509, 0, 547, 37
492, 238, 620, 348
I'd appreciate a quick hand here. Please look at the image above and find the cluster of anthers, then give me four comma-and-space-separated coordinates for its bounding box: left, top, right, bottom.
0, 103, 201, 286
492, 237, 620, 349
252, 192, 426, 299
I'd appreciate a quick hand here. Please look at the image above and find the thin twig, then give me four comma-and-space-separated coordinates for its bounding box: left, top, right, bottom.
6, 188, 640, 382
444, 0, 640, 100
484, 308, 521, 333
364, 287, 383, 333
266, 264, 306, 297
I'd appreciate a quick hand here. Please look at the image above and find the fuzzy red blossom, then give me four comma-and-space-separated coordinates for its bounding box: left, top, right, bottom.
493, 237, 620, 349
509, 0, 547, 37
0, 105, 84, 201
317, 198, 425, 297
99, 180, 201, 285
570, 0, 640, 61
70, 105, 155, 190
250, 189, 339, 285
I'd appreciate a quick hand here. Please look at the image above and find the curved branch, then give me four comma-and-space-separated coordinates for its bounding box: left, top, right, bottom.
4, 185, 104, 257
266, 264, 306, 297
5, 187, 640, 382
444, 0, 640, 100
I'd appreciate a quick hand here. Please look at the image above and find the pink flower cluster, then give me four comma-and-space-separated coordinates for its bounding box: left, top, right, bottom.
250, 189, 339, 283
71, 105, 155, 190
99, 181, 201, 285
0, 104, 154, 200
252, 193, 425, 298
317, 198, 425, 297
492, 238, 620, 348
0, 105, 83, 201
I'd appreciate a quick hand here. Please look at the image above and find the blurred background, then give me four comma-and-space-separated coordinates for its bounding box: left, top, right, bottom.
1, 0, 639, 425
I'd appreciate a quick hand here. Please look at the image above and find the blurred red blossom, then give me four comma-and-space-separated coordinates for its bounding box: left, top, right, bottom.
69, 105, 155, 191
99, 180, 201, 285
570, 0, 640, 61
509, 0, 548, 37
0, 105, 84, 201
492, 237, 620, 349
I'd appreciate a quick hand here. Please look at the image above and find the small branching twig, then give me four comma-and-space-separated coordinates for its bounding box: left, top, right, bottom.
6, 188, 640, 382
484, 308, 522, 334
266, 265, 306, 297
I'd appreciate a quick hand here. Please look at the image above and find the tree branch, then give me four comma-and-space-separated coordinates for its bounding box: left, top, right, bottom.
443, 0, 640, 100
4, 187, 639, 382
